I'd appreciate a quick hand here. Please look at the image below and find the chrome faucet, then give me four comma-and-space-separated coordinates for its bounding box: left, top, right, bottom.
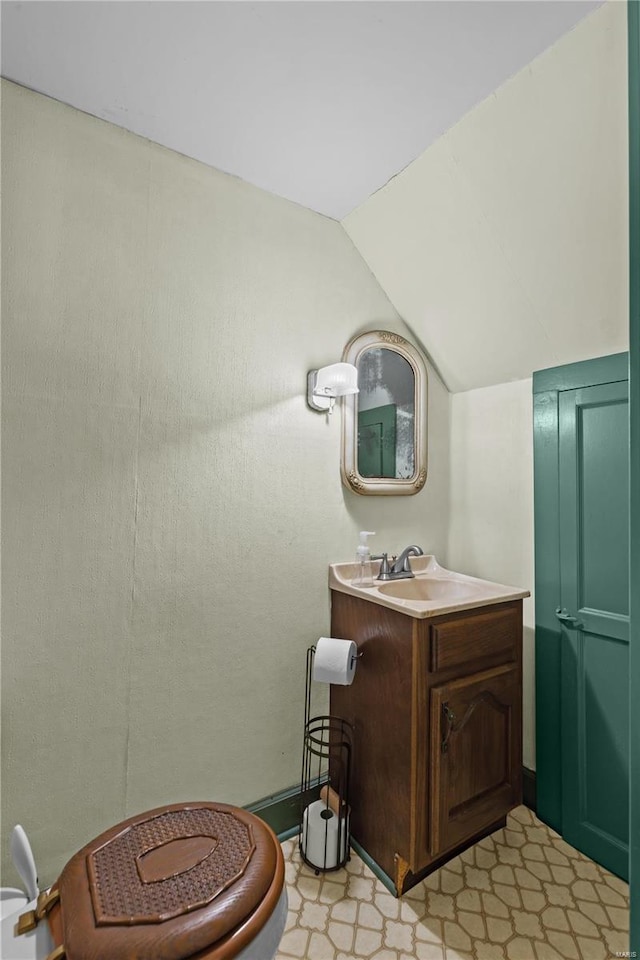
373, 545, 424, 581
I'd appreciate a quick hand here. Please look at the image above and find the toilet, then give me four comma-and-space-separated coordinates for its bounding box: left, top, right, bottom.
1, 802, 287, 960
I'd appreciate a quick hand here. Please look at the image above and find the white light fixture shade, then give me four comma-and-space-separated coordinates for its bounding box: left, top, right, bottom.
315, 363, 358, 397
307, 362, 359, 412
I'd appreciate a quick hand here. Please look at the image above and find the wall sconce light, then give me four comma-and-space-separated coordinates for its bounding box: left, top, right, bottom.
307, 362, 359, 413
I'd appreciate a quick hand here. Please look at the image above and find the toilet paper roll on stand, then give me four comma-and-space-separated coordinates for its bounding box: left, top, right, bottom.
311, 637, 359, 685
301, 799, 350, 871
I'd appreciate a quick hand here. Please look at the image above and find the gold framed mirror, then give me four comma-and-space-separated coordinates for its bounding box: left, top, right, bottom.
341, 330, 428, 496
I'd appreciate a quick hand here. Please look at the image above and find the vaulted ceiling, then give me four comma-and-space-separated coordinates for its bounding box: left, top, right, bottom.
1, 1, 600, 220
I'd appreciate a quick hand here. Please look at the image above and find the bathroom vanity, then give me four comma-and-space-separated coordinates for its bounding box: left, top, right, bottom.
328, 557, 529, 895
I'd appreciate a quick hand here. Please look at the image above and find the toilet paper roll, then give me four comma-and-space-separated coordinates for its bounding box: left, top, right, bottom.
312, 637, 357, 686
301, 800, 349, 870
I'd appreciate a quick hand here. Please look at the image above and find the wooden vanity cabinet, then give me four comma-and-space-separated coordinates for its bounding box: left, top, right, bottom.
329, 591, 523, 895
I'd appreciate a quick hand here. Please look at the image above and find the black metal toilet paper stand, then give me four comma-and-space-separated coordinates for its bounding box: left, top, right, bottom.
299, 645, 353, 874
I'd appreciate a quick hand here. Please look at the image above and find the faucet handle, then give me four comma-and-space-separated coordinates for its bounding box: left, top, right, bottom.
372, 553, 391, 580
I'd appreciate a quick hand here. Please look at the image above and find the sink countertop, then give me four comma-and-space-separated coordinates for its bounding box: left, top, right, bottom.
329, 555, 530, 620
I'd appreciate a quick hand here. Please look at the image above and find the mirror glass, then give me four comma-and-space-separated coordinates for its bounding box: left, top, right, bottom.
357, 348, 415, 479
341, 331, 428, 496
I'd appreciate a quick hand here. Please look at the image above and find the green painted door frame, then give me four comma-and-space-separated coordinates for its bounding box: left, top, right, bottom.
628, 0, 639, 951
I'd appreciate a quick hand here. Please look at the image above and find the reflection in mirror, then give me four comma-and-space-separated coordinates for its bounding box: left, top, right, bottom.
341, 331, 428, 496
357, 349, 415, 479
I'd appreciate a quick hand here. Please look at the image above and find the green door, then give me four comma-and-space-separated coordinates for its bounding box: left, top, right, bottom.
358, 404, 396, 478
558, 380, 630, 879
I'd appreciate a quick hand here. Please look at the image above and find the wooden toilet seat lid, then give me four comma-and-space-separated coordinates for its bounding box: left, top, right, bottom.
46, 801, 284, 960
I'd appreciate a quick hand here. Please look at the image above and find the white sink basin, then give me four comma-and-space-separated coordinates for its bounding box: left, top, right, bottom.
329, 556, 529, 619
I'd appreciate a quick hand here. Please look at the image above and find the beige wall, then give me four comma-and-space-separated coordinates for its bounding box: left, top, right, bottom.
343, 1, 629, 393
448, 381, 536, 770
343, 0, 629, 773
1, 80, 451, 885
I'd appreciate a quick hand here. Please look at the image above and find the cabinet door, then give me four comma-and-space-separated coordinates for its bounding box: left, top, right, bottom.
429, 663, 521, 856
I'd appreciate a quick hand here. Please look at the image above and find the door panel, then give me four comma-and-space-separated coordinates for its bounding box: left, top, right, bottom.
581, 634, 629, 847
577, 395, 629, 616
558, 380, 629, 879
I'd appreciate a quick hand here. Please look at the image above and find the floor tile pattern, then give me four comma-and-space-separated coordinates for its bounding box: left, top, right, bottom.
277, 806, 629, 960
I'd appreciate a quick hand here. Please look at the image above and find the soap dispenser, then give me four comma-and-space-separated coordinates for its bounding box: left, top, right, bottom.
352, 531, 375, 587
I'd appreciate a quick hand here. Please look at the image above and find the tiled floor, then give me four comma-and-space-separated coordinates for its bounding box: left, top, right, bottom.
277, 806, 629, 960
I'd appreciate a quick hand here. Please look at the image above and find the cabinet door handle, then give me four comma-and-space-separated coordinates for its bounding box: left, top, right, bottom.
441, 702, 456, 754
